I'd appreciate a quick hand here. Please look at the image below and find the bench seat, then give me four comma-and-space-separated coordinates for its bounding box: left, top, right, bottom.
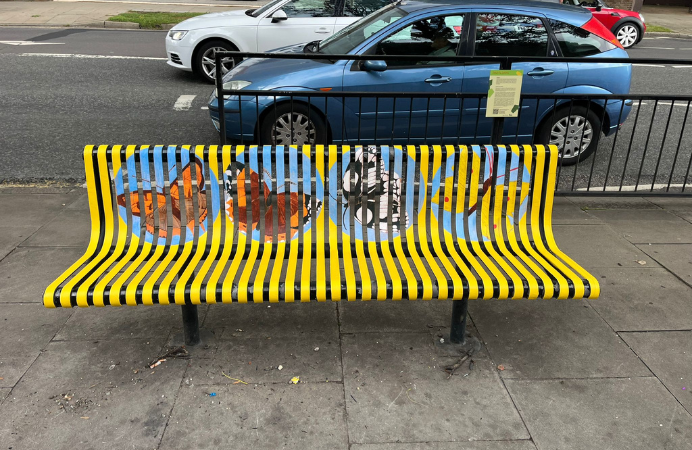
45, 144, 597, 309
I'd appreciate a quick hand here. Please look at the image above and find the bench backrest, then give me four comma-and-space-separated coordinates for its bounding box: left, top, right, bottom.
46, 144, 599, 307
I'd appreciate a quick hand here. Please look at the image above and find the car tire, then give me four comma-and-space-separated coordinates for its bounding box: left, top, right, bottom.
614, 23, 640, 49
260, 103, 329, 147
193, 40, 239, 83
536, 105, 602, 166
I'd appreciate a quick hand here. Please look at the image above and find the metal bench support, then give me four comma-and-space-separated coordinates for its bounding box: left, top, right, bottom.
181, 304, 200, 346
450, 299, 468, 344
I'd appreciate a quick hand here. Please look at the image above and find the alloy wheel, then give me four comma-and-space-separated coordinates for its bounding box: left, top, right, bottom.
201, 47, 235, 80
270, 112, 316, 146
549, 115, 593, 159
616, 25, 638, 48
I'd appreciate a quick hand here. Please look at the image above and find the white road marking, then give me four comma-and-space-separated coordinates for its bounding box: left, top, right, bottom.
673, 65, 692, 68
577, 183, 687, 192
633, 64, 665, 67
15, 52, 166, 61
0, 41, 65, 46
173, 95, 196, 111
637, 46, 675, 50
201, 106, 209, 110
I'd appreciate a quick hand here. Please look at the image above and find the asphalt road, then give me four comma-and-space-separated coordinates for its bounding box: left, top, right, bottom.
1, 27, 692, 190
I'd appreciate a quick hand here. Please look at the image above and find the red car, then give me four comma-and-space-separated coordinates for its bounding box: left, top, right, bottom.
563, 0, 646, 48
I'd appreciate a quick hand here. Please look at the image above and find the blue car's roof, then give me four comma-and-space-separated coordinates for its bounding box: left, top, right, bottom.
396, 0, 591, 26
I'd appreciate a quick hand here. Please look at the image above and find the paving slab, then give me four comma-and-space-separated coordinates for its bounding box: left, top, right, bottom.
54, 304, 206, 341
342, 332, 529, 444
566, 196, 660, 210
646, 198, 692, 224
0, 192, 81, 228
553, 224, 659, 269
186, 333, 342, 385
66, 192, 89, 210
621, 331, 692, 414
589, 268, 692, 331
339, 299, 452, 334
506, 377, 692, 450
0, 226, 32, 260
638, 244, 692, 286
0, 246, 86, 303
587, 209, 692, 244
0, 303, 73, 387
204, 302, 338, 338
0, 339, 187, 450
351, 442, 537, 450
21, 208, 91, 247
551, 197, 603, 224
159, 383, 349, 450
469, 299, 650, 379
0, 388, 9, 405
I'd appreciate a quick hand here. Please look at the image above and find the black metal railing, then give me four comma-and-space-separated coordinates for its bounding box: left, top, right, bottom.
214, 51, 692, 196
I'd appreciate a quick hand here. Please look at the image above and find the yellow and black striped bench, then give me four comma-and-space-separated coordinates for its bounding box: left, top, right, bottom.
45, 144, 599, 345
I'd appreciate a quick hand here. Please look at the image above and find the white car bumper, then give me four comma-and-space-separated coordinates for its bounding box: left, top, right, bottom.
165, 36, 194, 72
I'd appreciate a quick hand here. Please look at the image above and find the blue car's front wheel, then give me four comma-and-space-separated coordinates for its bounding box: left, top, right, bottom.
260, 103, 328, 146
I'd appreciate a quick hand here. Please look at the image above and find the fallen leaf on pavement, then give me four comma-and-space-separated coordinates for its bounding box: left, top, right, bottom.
497, 364, 505, 371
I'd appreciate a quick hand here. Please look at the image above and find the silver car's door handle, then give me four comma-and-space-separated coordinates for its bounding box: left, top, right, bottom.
315, 27, 331, 33
425, 76, 452, 83
527, 68, 555, 77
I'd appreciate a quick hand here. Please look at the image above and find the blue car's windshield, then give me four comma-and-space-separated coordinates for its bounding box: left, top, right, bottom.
318, 5, 409, 55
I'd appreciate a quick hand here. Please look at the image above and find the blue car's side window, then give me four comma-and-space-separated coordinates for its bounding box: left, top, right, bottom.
373, 14, 465, 67
474, 14, 548, 57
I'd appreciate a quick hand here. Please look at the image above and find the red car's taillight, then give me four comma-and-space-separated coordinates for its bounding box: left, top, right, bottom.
582, 17, 624, 49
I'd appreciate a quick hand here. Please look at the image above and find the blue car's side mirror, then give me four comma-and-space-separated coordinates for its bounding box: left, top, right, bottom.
363, 60, 387, 72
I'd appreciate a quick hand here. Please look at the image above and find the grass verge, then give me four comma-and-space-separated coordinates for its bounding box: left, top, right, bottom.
646, 25, 674, 33
108, 11, 205, 29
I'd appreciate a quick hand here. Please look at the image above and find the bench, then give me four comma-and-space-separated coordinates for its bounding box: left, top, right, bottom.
44, 144, 599, 346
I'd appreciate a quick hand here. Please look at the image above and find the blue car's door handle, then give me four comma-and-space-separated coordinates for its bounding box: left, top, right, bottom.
527, 68, 555, 77
425, 76, 452, 83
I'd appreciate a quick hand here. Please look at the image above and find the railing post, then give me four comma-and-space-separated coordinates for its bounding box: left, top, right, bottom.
490, 58, 513, 146
215, 52, 227, 146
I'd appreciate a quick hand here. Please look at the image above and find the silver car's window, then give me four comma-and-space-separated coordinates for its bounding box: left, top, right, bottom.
339, 0, 393, 18
282, 0, 335, 18
319, 4, 408, 54
252, 0, 286, 17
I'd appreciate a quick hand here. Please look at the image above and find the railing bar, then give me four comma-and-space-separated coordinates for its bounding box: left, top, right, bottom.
585, 98, 605, 192
635, 99, 659, 192
669, 100, 691, 191
603, 99, 626, 191
651, 99, 676, 191
619, 99, 643, 192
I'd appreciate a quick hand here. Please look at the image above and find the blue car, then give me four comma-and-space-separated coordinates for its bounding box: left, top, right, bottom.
209, 0, 631, 165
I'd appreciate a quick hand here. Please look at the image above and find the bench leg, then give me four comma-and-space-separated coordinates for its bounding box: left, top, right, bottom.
450, 299, 468, 344
181, 304, 201, 346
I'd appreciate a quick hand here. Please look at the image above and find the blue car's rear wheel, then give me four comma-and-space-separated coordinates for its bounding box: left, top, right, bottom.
537, 105, 602, 166
260, 103, 328, 146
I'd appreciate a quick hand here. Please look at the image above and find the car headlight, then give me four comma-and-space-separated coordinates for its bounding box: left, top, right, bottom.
168, 30, 188, 41
215, 80, 252, 98
639, 13, 645, 23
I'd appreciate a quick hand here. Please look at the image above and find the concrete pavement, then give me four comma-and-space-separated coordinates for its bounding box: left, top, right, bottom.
0, 187, 692, 449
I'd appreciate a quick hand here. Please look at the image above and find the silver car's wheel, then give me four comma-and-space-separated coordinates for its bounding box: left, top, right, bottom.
201, 46, 235, 80
549, 115, 593, 159
270, 112, 316, 146
616, 24, 639, 48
